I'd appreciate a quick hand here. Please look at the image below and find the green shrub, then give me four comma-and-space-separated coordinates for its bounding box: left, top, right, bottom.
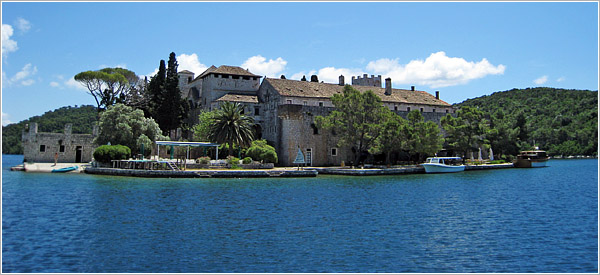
226, 156, 240, 169
242, 157, 252, 164
488, 160, 507, 164
196, 156, 211, 164
93, 145, 131, 163
246, 140, 278, 164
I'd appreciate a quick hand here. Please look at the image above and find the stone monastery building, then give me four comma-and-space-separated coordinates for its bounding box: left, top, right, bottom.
178, 65, 454, 166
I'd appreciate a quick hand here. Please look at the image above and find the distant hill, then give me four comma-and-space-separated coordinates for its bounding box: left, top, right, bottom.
2, 105, 98, 154
456, 87, 598, 156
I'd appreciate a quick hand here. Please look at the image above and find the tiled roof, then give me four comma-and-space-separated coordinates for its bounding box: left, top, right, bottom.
193, 65, 261, 82
214, 94, 259, 103
264, 78, 451, 106
178, 70, 194, 75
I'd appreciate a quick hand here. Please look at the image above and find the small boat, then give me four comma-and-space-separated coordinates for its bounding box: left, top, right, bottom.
421, 157, 465, 173
51, 166, 79, 173
513, 150, 548, 168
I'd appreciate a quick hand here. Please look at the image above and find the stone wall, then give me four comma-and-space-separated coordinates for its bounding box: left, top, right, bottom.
22, 123, 96, 163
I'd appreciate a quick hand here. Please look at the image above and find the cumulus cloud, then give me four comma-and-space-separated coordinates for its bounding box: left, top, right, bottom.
290, 70, 316, 81
65, 77, 87, 91
556, 76, 566, 82
15, 18, 32, 33
3, 63, 37, 87
98, 63, 127, 69
241, 55, 287, 77
533, 75, 548, 85
314, 67, 365, 84
50, 81, 61, 88
178, 53, 208, 76
366, 51, 505, 88
2, 112, 12, 126
2, 24, 18, 59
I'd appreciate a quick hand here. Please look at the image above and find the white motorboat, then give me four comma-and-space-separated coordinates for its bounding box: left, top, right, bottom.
421, 157, 465, 173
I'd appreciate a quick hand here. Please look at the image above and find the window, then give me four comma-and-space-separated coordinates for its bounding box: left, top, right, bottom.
39, 145, 46, 152
331, 148, 338, 156
303, 101, 308, 106
286, 99, 292, 104
420, 108, 424, 112
318, 102, 324, 107
311, 123, 319, 135
59, 145, 65, 152
407, 107, 411, 112
446, 109, 449, 113
394, 105, 398, 111
188, 77, 192, 83
254, 107, 260, 116
432, 109, 436, 113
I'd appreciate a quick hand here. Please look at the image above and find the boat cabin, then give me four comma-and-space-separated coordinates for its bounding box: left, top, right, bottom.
424, 157, 463, 165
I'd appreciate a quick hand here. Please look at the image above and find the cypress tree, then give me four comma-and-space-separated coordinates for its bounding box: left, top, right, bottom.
147, 59, 166, 121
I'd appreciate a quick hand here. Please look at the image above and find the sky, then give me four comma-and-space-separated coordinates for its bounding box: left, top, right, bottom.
1, 1, 598, 126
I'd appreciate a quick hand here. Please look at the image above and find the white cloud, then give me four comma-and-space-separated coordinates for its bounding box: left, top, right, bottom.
2, 24, 18, 59
557, 76, 566, 82
3, 63, 37, 87
366, 51, 505, 88
314, 67, 365, 84
15, 18, 31, 33
533, 75, 548, 85
65, 77, 87, 91
178, 53, 208, 76
290, 70, 317, 81
50, 81, 60, 87
241, 55, 287, 77
2, 112, 12, 126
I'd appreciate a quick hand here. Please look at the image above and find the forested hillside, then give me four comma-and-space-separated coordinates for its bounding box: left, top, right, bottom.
456, 87, 597, 156
2, 105, 97, 154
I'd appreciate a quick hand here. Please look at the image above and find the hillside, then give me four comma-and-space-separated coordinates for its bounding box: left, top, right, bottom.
2, 105, 98, 154
456, 87, 598, 156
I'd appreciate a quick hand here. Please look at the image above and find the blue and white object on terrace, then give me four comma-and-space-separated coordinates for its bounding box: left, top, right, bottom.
421, 157, 465, 173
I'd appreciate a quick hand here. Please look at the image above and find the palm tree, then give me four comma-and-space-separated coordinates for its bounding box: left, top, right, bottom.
209, 101, 255, 157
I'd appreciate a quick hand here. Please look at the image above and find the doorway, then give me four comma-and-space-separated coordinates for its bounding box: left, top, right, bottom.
75, 146, 82, 163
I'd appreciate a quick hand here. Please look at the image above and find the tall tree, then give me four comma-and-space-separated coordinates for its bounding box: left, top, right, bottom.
208, 101, 255, 157
147, 53, 188, 135
94, 103, 168, 155
315, 85, 388, 165
74, 67, 140, 111
441, 106, 489, 159
371, 111, 409, 165
405, 110, 444, 162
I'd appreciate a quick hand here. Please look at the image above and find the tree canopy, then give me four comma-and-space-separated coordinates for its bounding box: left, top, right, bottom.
146, 53, 188, 134
315, 85, 389, 165
456, 87, 597, 157
74, 67, 141, 111
94, 103, 168, 155
208, 101, 255, 157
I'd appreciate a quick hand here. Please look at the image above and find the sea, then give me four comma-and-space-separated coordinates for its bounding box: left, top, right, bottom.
2, 154, 598, 273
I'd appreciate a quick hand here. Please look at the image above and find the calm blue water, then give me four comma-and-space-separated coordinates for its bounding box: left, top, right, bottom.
2, 154, 598, 272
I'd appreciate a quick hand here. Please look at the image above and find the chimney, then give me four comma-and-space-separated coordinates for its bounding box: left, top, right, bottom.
385, 78, 392, 95
411, 86, 415, 91
339, 75, 345, 86
435, 91, 440, 99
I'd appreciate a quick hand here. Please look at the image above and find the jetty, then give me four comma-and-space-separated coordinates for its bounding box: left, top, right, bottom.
84, 167, 317, 178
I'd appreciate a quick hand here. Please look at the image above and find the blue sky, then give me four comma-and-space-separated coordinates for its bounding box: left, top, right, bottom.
2, 2, 598, 125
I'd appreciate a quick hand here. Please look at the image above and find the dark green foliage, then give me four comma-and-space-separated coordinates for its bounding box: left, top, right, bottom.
315, 85, 390, 165
208, 101, 255, 157
93, 145, 131, 163
74, 67, 140, 111
441, 106, 490, 158
242, 157, 252, 164
310, 75, 319, 82
280, 75, 286, 79
2, 105, 97, 154
301, 75, 307, 81
457, 87, 598, 156
246, 140, 278, 164
147, 53, 188, 134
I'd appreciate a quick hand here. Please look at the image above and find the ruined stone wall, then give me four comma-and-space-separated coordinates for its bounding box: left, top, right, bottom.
201, 74, 260, 109
22, 123, 96, 163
